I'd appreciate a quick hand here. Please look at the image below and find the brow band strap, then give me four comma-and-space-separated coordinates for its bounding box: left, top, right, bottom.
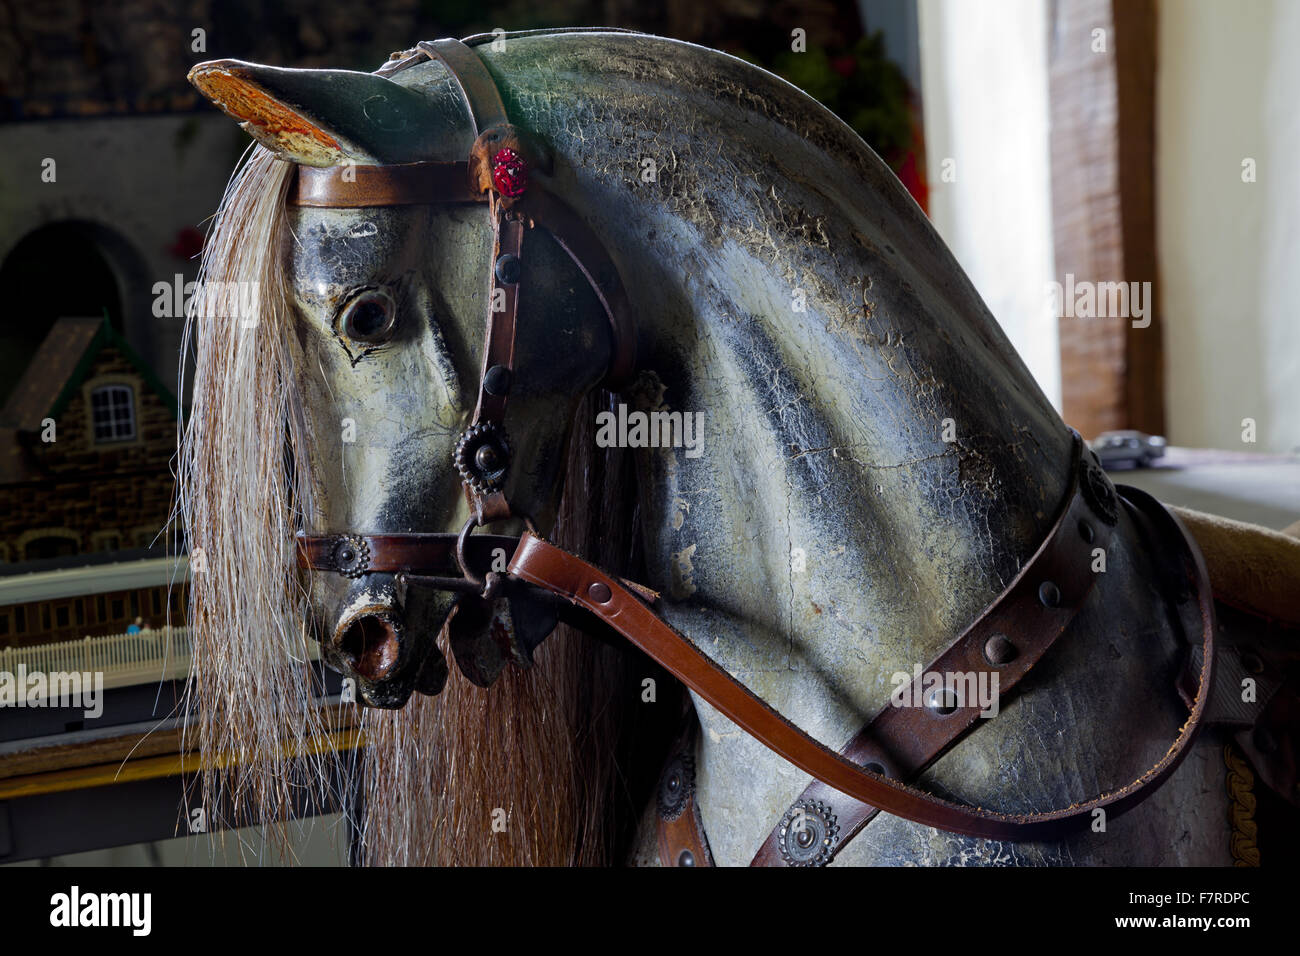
293, 161, 482, 207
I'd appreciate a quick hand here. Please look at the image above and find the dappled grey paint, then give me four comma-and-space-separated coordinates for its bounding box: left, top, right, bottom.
226, 31, 1231, 864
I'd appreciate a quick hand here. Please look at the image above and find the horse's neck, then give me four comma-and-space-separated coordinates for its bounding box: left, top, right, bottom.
615, 173, 1072, 856
491, 34, 1073, 859
633, 281, 1065, 732
628, 303, 1070, 859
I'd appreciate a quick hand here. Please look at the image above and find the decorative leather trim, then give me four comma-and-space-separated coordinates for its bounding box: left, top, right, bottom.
297, 531, 518, 578
292, 162, 481, 207
454, 422, 512, 497
656, 750, 694, 821
1225, 743, 1260, 867
330, 534, 371, 578
776, 799, 839, 867
1079, 457, 1119, 526
655, 722, 715, 867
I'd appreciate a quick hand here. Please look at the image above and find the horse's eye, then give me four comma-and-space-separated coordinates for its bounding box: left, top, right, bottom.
340, 289, 396, 344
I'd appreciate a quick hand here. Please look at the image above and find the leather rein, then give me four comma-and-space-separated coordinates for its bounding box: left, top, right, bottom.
294, 37, 1219, 859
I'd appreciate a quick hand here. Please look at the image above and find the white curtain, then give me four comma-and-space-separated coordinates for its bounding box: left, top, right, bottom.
917, 0, 1061, 409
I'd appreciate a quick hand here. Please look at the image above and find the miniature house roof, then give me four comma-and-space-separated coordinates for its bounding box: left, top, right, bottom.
0, 315, 178, 431
0, 315, 179, 484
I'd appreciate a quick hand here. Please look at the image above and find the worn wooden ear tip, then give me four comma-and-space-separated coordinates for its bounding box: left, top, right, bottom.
187, 59, 349, 167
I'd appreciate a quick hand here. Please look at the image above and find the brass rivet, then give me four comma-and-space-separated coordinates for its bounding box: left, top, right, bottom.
1038, 581, 1061, 608
926, 687, 958, 715
984, 633, 1017, 666
678, 850, 695, 867
588, 582, 612, 603
483, 364, 512, 396
494, 253, 521, 285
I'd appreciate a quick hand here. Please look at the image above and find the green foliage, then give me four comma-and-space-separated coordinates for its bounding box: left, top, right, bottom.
759, 31, 914, 160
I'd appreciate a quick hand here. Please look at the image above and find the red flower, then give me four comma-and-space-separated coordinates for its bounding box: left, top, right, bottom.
830, 55, 857, 78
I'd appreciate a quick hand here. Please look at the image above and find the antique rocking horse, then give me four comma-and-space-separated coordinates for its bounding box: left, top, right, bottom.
179, 29, 1299, 866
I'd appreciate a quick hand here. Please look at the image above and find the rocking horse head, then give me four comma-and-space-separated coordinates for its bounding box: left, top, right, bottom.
187, 44, 630, 710
181, 30, 1227, 866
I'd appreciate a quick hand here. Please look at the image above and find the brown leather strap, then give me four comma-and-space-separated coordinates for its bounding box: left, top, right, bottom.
751, 450, 1118, 863
297, 531, 517, 578
415, 38, 509, 136
754, 465, 1118, 868
656, 721, 715, 867
506, 457, 1217, 841
292, 162, 481, 207
472, 213, 523, 425
458, 205, 525, 524
514, 188, 637, 388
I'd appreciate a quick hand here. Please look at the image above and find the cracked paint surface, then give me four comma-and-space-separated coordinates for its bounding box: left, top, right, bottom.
229, 32, 1233, 865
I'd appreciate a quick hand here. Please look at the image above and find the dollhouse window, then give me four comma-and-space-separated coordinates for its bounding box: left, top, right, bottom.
91, 384, 136, 442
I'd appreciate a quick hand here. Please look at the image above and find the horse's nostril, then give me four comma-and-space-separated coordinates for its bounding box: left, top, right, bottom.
338, 614, 401, 681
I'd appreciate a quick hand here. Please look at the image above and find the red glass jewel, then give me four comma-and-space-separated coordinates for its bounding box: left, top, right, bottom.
491, 147, 528, 197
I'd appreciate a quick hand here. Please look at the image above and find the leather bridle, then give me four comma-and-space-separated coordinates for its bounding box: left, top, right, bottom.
294, 36, 1218, 859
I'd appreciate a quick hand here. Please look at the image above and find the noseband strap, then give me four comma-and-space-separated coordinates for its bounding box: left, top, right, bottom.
296, 532, 521, 591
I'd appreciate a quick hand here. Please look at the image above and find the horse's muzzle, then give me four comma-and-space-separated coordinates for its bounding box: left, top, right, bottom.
335, 611, 402, 682
320, 581, 453, 708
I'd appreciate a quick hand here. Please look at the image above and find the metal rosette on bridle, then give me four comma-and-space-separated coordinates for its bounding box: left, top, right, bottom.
1079, 455, 1119, 526
454, 422, 511, 496
331, 534, 371, 579
777, 799, 840, 867
656, 750, 696, 822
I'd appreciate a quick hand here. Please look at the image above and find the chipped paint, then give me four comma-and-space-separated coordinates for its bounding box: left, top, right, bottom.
670, 543, 697, 598
189, 63, 347, 167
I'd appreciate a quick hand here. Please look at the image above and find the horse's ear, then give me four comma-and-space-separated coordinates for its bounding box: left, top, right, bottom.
188, 60, 447, 167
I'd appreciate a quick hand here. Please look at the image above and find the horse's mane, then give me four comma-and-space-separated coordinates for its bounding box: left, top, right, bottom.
176, 149, 333, 854
176, 145, 654, 865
